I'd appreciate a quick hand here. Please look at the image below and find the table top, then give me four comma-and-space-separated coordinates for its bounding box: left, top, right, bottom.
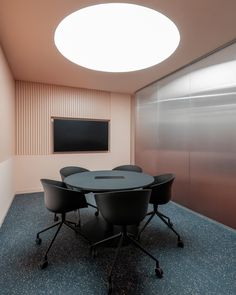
64, 170, 154, 192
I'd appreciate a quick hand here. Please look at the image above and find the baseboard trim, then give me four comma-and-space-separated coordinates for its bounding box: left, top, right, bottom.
15, 188, 43, 195
172, 201, 236, 233
0, 193, 15, 228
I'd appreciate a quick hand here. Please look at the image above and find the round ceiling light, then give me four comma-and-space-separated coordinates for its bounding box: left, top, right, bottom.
54, 3, 180, 72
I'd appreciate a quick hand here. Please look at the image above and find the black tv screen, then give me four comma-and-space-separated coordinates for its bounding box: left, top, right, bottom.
53, 118, 109, 152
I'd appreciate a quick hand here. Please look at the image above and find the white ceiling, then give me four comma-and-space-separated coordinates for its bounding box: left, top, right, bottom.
0, 0, 236, 94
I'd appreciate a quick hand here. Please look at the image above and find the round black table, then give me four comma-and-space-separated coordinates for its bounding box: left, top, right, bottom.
64, 170, 154, 244
64, 170, 154, 192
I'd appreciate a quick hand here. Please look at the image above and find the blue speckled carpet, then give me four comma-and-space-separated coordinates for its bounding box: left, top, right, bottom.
0, 193, 235, 295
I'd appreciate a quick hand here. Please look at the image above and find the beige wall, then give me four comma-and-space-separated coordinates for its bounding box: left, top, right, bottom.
0, 46, 15, 226
15, 81, 131, 193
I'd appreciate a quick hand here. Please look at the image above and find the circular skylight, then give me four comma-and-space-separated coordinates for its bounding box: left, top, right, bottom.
54, 3, 180, 72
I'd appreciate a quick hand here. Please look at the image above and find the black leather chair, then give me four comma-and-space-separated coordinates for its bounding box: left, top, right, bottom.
36, 179, 90, 269
90, 189, 163, 294
58, 166, 99, 223
112, 164, 143, 173
138, 174, 184, 247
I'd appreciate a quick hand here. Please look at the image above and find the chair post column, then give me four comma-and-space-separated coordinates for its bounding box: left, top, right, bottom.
61, 213, 66, 222
153, 204, 158, 213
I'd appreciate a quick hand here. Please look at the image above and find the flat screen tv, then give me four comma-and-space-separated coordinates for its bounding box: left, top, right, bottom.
53, 118, 109, 152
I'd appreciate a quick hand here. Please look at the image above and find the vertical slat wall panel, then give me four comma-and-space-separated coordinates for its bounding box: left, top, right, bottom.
16, 81, 111, 155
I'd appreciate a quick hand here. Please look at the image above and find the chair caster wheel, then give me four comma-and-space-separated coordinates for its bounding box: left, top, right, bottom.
177, 240, 184, 248
35, 237, 42, 245
95, 211, 99, 217
39, 260, 48, 269
155, 267, 163, 278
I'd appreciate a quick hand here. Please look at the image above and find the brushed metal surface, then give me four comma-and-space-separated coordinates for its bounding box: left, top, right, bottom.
135, 44, 236, 229
188, 90, 236, 227
136, 90, 191, 208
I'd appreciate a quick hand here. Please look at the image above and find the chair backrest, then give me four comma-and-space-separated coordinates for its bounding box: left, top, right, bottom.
95, 189, 151, 226
148, 174, 175, 205
60, 166, 89, 181
41, 179, 87, 213
112, 165, 143, 173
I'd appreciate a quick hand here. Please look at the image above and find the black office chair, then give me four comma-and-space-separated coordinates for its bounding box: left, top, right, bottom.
59, 166, 89, 181
90, 189, 163, 294
112, 164, 143, 173
36, 179, 90, 269
138, 174, 184, 247
58, 166, 99, 222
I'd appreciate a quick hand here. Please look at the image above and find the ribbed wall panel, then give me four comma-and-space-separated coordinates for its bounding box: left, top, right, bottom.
16, 81, 111, 155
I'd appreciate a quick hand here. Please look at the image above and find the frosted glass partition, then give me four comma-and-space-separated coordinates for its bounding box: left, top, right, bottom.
135, 43, 236, 228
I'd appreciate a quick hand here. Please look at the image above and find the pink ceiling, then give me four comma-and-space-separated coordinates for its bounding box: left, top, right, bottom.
0, 0, 236, 94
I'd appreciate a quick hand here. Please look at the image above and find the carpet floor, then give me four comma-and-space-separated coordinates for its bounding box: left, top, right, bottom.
0, 192, 235, 295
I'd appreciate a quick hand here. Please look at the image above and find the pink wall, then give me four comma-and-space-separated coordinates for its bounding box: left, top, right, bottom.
0, 46, 15, 225
15, 82, 132, 193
